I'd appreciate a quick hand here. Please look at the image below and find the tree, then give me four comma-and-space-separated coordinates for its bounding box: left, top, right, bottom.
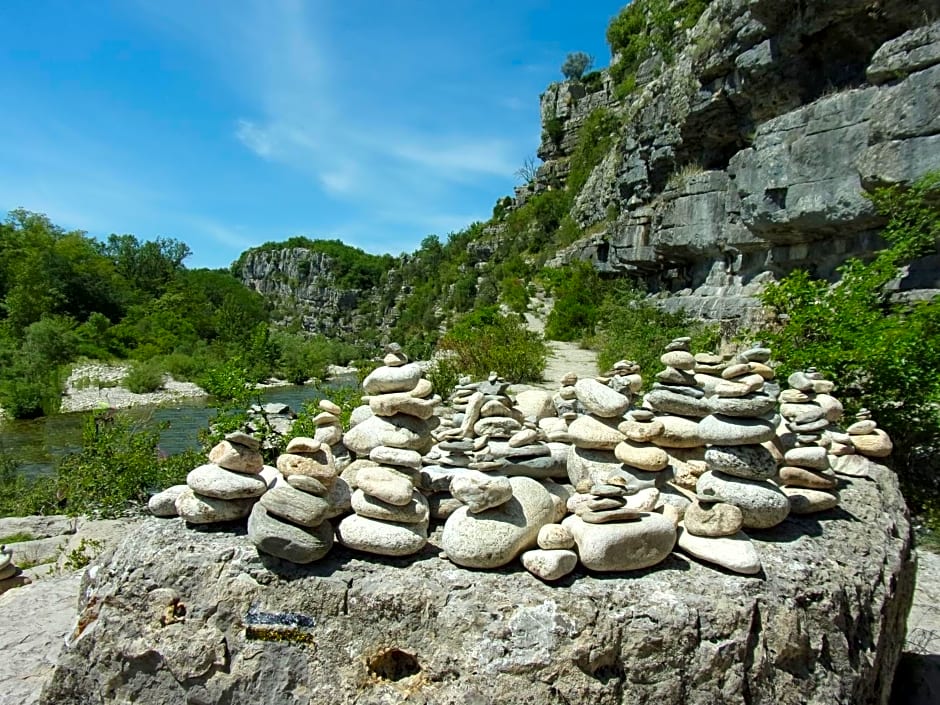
561, 52, 594, 81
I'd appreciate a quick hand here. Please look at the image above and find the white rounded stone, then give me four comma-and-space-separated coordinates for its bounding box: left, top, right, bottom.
187, 464, 268, 500
676, 527, 761, 574
362, 363, 422, 395
450, 471, 513, 513
521, 549, 578, 581
562, 513, 676, 572
574, 378, 630, 418
336, 514, 428, 556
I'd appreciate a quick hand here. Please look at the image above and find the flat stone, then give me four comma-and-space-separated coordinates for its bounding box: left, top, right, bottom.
815, 394, 844, 422
224, 431, 260, 451
677, 527, 761, 575
410, 378, 434, 398
336, 514, 428, 556
565, 447, 622, 492
537, 523, 575, 550
514, 390, 556, 421
484, 442, 551, 460
586, 497, 626, 511
740, 347, 771, 363
710, 393, 776, 418
285, 437, 322, 454
651, 382, 705, 398
579, 507, 645, 524
148, 485, 187, 517
318, 399, 342, 415
311, 411, 340, 426
286, 474, 329, 496
614, 440, 669, 471
784, 487, 839, 514
175, 488, 254, 524
851, 429, 893, 458
789, 418, 830, 433
276, 452, 336, 488
683, 501, 744, 537
699, 415, 776, 446
187, 464, 268, 500
473, 417, 522, 437
247, 504, 333, 563
705, 445, 778, 480
441, 477, 554, 569
660, 351, 695, 370
645, 389, 711, 417
811, 380, 835, 394
354, 466, 414, 506
567, 415, 626, 450
778, 466, 838, 489
207, 441, 263, 474
563, 513, 676, 571
259, 485, 331, 527
351, 489, 429, 524
370, 391, 440, 419
649, 416, 705, 448
361, 363, 422, 395
787, 371, 815, 392
721, 363, 752, 380
847, 420, 878, 435
628, 409, 655, 422
428, 494, 464, 521
656, 367, 697, 385
618, 418, 664, 443
521, 549, 578, 581
509, 428, 540, 448
313, 424, 343, 446
383, 352, 406, 367
451, 471, 513, 512
696, 471, 790, 529
480, 399, 515, 418
784, 446, 830, 470
343, 413, 431, 455
574, 378, 630, 418
779, 389, 811, 403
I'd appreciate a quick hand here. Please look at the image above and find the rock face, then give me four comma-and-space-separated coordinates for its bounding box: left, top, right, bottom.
42, 460, 913, 705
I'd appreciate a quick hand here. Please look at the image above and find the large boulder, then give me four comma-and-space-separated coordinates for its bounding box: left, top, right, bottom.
42, 460, 913, 705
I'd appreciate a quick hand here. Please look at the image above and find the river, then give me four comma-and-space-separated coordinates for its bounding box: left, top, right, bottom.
0, 382, 357, 479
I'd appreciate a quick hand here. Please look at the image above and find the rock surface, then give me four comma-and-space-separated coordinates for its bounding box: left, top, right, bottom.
41, 461, 914, 705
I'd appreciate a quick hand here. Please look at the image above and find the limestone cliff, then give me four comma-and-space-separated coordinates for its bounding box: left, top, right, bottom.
534, 0, 940, 323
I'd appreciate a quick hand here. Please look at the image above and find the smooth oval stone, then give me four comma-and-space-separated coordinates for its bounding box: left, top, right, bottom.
784, 487, 839, 514
248, 504, 333, 563
319, 399, 342, 415
369, 446, 422, 470
660, 350, 695, 370
787, 371, 814, 392
814, 394, 844, 422
563, 513, 676, 572
811, 379, 835, 394
656, 367, 697, 386
789, 418, 829, 433
709, 394, 776, 418
451, 471, 513, 513
351, 488, 429, 524
276, 452, 336, 488
285, 437, 322, 454
509, 428, 540, 448
749, 362, 775, 380
587, 497, 627, 511
579, 507, 644, 524
778, 466, 838, 489
618, 418, 664, 443
574, 378, 630, 418
473, 417, 522, 437
175, 488, 255, 524
521, 549, 578, 581
187, 464, 268, 500
699, 415, 776, 446
721, 363, 751, 380
441, 477, 554, 569
224, 431, 260, 451
567, 415, 626, 450
362, 363, 422, 395
705, 445, 777, 480
614, 440, 669, 471
741, 347, 771, 363
515, 390, 556, 421
683, 501, 744, 537
847, 420, 878, 435
356, 466, 414, 506
409, 378, 433, 398
783, 446, 830, 470
336, 513, 428, 556
369, 391, 440, 419
850, 429, 893, 458
149, 485, 188, 517
343, 413, 431, 455
259, 485, 331, 527
286, 474, 329, 496
645, 389, 711, 418
677, 527, 761, 574
649, 416, 705, 448
696, 471, 790, 529
538, 523, 575, 550
208, 441, 263, 474
313, 424, 343, 447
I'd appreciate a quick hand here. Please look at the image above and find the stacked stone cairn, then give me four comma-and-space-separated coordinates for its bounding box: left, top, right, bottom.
246, 436, 337, 563
308, 398, 352, 471
676, 344, 786, 574
775, 369, 842, 516
335, 345, 436, 557
846, 408, 894, 459
561, 372, 678, 573
172, 432, 269, 524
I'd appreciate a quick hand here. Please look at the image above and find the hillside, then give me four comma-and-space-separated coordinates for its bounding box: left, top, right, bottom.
235, 0, 940, 347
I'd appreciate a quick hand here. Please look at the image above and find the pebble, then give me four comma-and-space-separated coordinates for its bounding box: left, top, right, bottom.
847, 420, 877, 435
705, 445, 777, 480
187, 464, 268, 500
319, 399, 342, 415
473, 417, 522, 437
351, 489, 429, 524
361, 363, 422, 395
259, 485, 331, 527
567, 415, 626, 450
683, 501, 744, 537
149, 485, 188, 517
787, 371, 815, 392
537, 524, 575, 550
629, 409, 655, 422
248, 504, 334, 563
276, 452, 337, 488
441, 477, 555, 569
698, 415, 776, 446
207, 441, 263, 474
696, 471, 790, 529
778, 466, 838, 489
574, 378, 631, 418
355, 466, 415, 506
521, 549, 578, 581
336, 514, 428, 556
784, 487, 839, 513
175, 488, 255, 524
613, 440, 669, 472
285, 437, 322, 454
677, 527, 761, 574
451, 471, 513, 513
645, 388, 712, 417
563, 513, 676, 571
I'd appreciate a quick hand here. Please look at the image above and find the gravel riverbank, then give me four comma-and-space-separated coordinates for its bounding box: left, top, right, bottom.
59, 364, 207, 414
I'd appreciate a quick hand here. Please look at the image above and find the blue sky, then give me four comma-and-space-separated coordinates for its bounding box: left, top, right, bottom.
0, 1, 624, 269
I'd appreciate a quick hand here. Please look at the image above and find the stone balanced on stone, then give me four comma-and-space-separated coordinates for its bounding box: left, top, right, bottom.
847, 407, 894, 458
247, 436, 337, 563
173, 432, 269, 524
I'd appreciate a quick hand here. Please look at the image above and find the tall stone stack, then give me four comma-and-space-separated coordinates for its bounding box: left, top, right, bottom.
776, 369, 841, 515
175, 432, 268, 524
343, 346, 436, 457
246, 437, 336, 563
694, 346, 790, 540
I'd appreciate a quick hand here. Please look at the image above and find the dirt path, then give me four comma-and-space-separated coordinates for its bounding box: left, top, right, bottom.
521, 304, 599, 391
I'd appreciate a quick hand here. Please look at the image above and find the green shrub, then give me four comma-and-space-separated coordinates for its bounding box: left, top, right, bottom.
0, 370, 62, 419
567, 109, 619, 194
123, 359, 165, 393
438, 306, 547, 382
544, 261, 605, 341
426, 355, 462, 398
544, 116, 565, 147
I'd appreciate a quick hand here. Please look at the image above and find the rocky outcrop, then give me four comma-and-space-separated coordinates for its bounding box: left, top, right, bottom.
41, 458, 913, 705
542, 0, 940, 323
